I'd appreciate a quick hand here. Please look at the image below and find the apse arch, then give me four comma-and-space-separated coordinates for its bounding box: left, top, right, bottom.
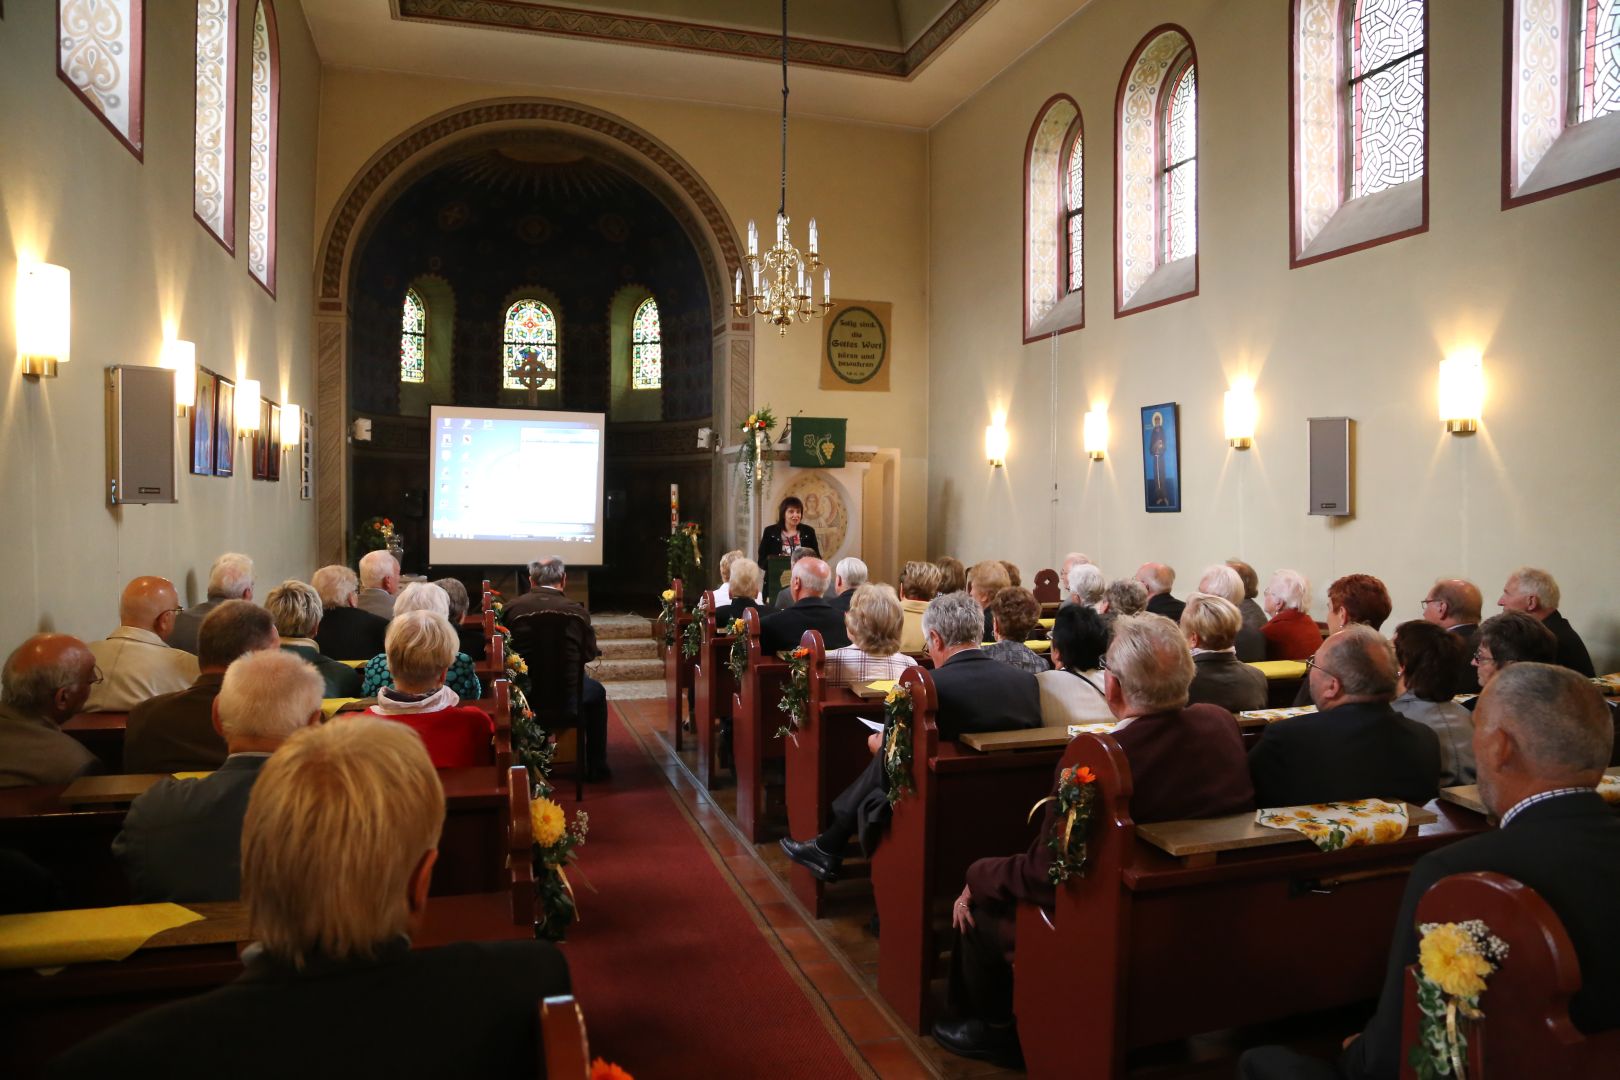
313, 96, 754, 564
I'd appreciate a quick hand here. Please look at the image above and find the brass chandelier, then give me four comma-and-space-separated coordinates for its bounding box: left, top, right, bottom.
732, 0, 832, 335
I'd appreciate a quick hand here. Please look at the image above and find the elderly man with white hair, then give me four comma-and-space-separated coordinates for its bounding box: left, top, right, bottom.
170, 553, 255, 655
760, 556, 852, 653
311, 565, 390, 662
266, 580, 362, 698
1058, 552, 1093, 602
503, 556, 609, 781
1497, 566, 1594, 677
359, 582, 481, 702
113, 650, 323, 903
1135, 562, 1184, 623
831, 556, 869, 612
1259, 568, 1322, 661
1197, 564, 1266, 662
355, 550, 401, 621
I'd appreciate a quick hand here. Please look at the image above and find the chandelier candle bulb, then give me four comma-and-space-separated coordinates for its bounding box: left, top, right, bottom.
808, 217, 818, 255
748, 220, 758, 257
823, 268, 830, 302
734, 268, 744, 305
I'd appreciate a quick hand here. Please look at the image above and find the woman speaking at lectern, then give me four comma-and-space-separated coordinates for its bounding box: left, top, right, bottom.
758, 496, 818, 567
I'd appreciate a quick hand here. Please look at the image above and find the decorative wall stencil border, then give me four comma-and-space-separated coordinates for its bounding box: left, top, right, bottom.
392, 0, 997, 80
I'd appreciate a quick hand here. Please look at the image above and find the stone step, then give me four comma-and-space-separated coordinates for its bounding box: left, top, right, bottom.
590, 614, 655, 641
602, 678, 667, 701
599, 638, 657, 661
588, 656, 664, 682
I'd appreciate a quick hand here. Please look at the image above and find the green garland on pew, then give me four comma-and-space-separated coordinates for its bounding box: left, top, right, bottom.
774, 647, 812, 739
680, 617, 703, 659
882, 684, 915, 807
1408, 920, 1508, 1079
1033, 765, 1099, 885
727, 631, 749, 681
657, 588, 677, 646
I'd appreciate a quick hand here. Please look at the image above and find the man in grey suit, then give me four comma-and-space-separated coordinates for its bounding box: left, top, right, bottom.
355, 550, 401, 621
169, 553, 255, 655
113, 650, 323, 902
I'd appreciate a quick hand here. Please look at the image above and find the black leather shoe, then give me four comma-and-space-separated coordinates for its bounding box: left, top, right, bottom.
930, 1017, 1022, 1066
779, 837, 841, 882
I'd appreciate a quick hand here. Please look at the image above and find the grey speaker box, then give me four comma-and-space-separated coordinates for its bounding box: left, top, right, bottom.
1307, 416, 1353, 517
107, 365, 177, 505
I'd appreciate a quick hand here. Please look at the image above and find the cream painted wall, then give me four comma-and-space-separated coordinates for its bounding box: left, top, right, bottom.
312, 68, 930, 568
0, 3, 322, 646
927, 0, 1620, 667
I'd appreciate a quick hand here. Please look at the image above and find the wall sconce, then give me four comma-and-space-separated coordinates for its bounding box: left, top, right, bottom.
236, 378, 261, 435
281, 403, 301, 448
160, 339, 196, 412
16, 263, 71, 378
1083, 408, 1108, 461
1224, 384, 1258, 449
984, 418, 1008, 468
1438, 353, 1483, 434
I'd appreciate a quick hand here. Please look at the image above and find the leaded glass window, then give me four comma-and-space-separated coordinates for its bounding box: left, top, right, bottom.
401, 289, 426, 384
1348, 0, 1426, 199
632, 297, 661, 390
1578, 0, 1620, 122
502, 299, 558, 391
247, 0, 279, 292
1161, 59, 1197, 264
1064, 129, 1084, 294
194, 0, 235, 248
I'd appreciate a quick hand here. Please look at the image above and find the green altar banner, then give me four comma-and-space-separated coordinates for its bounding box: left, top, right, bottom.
789, 417, 847, 468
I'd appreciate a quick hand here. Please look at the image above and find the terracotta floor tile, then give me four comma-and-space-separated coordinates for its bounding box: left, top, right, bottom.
797, 958, 865, 1001
829, 995, 905, 1045
773, 924, 830, 961
756, 901, 803, 930
858, 1037, 936, 1080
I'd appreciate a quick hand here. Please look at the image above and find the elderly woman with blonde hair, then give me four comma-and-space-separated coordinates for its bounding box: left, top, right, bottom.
1181, 593, 1267, 713
364, 611, 495, 767
823, 584, 919, 688
898, 561, 942, 653
360, 582, 482, 700
265, 580, 362, 698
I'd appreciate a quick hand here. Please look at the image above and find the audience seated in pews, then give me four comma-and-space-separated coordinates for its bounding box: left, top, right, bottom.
1260, 569, 1322, 661
169, 553, 254, 656
771, 546, 822, 611
761, 558, 851, 654
266, 580, 363, 699
981, 587, 1051, 673
360, 583, 481, 702
1465, 610, 1558, 712
1240, 663, 1620, 1080
706, 549, 745, 612
84, 576, 201, 712
779, 592, 1042, 880
1099, 576, 1148, 619
999, 561, 1021, 588
1498, 565, 1595, 677
1390, 619, 1475, 786
830, 557, 868, 613
126, 601, 280, 773
1136, 562, 1185, 623
53, 717, 571, 1077
897, 561, 942, 654
311, 565, 390, 661
932, 612, 1255, 1064
967, 560, 1011, 643
114, 650, 322, 903
1057, 552, 1093, 603
823, 584, 918, 687
0, 634, 102, 788
435, 577, 485, 663
1035, 604, 1112, 729
1286, 572, 1397, 706
355, 549, 401, 621
1064, 562, 1106, 610
364, 611, 494, 768
1197, 564, 1267, 662
713, 557, 763, 625
1420, 577, 1484, 693
1248, 625, 1440, 808
1227, 558, 1268, 635
1183, 593, 1268, 713
935, 556, 967, 596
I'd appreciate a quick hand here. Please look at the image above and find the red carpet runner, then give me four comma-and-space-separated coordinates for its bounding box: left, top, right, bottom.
554, 704, 865, 1080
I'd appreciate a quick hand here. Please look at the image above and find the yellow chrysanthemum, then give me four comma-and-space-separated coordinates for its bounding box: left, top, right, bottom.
1419, 924, 1492, 999
661, 589, 675, 602
531, 798, 567, 847
747, 413, 757, 426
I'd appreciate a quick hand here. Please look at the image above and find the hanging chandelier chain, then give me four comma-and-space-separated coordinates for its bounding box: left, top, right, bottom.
779, 0, 789, 219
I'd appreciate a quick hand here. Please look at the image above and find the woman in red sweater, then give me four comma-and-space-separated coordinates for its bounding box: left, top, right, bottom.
1260, 568, 1323, 661
365, 611, 494, 767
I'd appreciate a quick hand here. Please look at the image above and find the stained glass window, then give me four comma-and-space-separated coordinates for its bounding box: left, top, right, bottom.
1348, 0, 1426, 199
401, 289, 426, 384
632, 297, 661, 390
1578, 0, 1620, 122
1161, 60, 1197, 264
194, 0, 235, 247
248, 0, 279, 292
1064, 129, 1084, 294
58, 0, 144, 157
502, 299, 558, 391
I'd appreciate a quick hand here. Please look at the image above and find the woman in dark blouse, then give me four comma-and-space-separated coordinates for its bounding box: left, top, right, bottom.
757, 496, 819, 567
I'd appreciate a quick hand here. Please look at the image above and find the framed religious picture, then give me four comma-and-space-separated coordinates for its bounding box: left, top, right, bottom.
1140, 402, 1181, 513
252, 398, 272, 479
215, 376, 236, 477
190, 369, 216, 476
268, 403, 282, 481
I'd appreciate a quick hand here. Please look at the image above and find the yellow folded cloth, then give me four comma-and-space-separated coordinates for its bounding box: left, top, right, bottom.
1037, 618, 1055, 629
1240, 705, 1318, 723
0, 903, 204, 970
1249, 660, 1308, 680
321, 697, 361, 718
1600, 776, 1620, 805
1256, 799, 1409, 852
339, 659, 367, 668
866, 680, 897, 695
1065, 722, 1116, 737
170, 771, 213, 781
1026, 640, 1050, 653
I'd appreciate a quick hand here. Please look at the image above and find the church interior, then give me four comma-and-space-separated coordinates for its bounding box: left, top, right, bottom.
2, 0, 1619, 1077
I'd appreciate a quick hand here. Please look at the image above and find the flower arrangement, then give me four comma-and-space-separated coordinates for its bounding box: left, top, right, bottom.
530, 793, 590, 941
1031, 764, 1099, 884
882, 683, 915, 806
680, 617, 704, 660
736, 405, 777, 498
657, 588, 677, 647
350, 516, 399, 562
1409, 920, 1508, 1079
774, 646, 812, 739
665, 521, 703, 587
726, 620, 749, 680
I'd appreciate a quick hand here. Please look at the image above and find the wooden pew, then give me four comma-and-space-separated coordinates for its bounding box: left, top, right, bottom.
871, 666, 1065, 1032
730, 605, 790, 842
690, 590, 737, 791
541, 995, 592, 1079
61, 713, 126, 773
1013, 732, 1490, 1079
472, 630, 506, 684
664, 579, 696, 749
1398, 871, 1620, 1078
783, 630, 883, 915
1032, 567, 1060, 614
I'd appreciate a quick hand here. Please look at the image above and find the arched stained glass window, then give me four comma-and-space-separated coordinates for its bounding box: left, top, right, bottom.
1162, 59, 1197, 263
502, 299, 558, 391
1347, 0, 1426, 199
1578, 0, 1620, 123
247, 0, 280, 294
401, 289, 426, 384
632, 297, 661, 390
194, 0, 236, 249
1064, 129, 1084, 294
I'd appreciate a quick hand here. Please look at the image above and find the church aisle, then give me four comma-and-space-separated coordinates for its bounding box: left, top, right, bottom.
555, 701, 922, 1079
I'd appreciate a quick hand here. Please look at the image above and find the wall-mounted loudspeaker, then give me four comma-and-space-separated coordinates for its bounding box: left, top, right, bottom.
1307, 416, 1352, 517
106, 365, 177, 505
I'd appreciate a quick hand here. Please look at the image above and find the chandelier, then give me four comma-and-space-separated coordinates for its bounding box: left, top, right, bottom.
732, 0, 832, 336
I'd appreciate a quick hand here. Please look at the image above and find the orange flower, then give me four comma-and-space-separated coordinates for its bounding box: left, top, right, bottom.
1073, 766, 1096, 785
590, 1060, 634, 1080
792, 647, 809, 658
